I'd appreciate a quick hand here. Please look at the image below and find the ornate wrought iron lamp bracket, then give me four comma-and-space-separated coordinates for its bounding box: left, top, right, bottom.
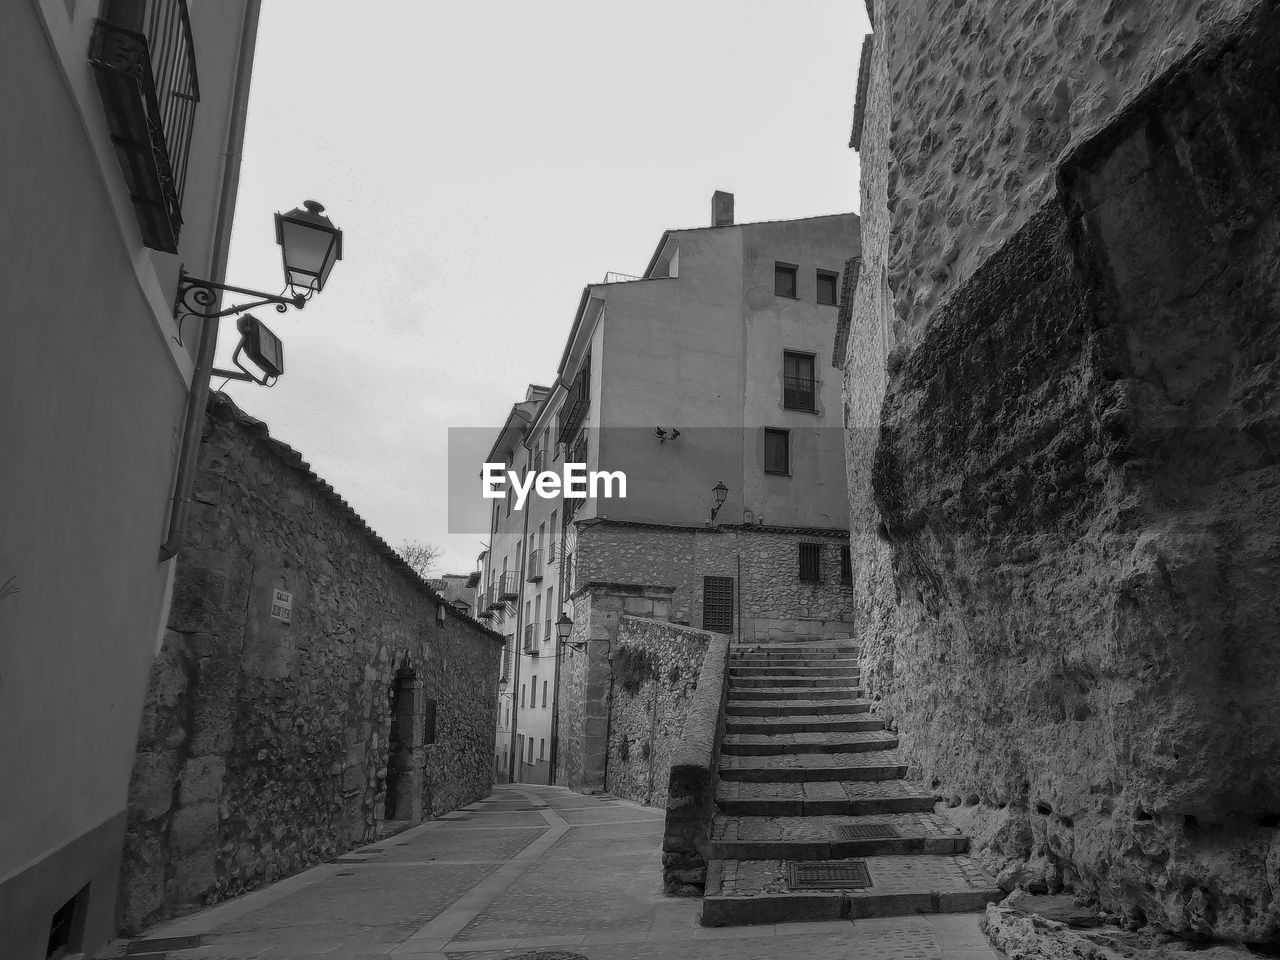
174, 268, 308, 321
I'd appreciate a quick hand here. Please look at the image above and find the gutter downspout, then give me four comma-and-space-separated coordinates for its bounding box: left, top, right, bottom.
547, 511, 567, 784
506, 478, 533, 784
159, 0, 261, 561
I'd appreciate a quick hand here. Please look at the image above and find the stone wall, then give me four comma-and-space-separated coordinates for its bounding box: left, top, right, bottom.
574, 521, 855, 640
118, 396, 502, 933
859, 2, 1280, 942
842, 2, 902, 712
605, 617, 713, 807
555, 583, 674, 792
879, 0, 1256, 342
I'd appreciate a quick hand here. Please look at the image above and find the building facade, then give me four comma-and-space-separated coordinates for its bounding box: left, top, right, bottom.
480, 195, 860, 786
0, 2, 261, 956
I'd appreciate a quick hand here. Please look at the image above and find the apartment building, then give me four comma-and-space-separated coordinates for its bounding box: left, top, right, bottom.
0, 2, 263, 955
480, 194, 859, 785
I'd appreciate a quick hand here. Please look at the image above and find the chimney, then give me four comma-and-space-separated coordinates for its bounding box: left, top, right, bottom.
712, 190, 734, 227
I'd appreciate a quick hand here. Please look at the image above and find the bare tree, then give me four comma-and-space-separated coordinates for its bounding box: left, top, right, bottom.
398, 540, 442, 579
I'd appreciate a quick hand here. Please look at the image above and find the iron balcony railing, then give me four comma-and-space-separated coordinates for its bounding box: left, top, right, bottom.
556, 365, 591, 446
602, 271, 642, 284
90, 0, 200, 252
498, 571, 520, 602
527, 548, 543, 582
783, 376, 817, 412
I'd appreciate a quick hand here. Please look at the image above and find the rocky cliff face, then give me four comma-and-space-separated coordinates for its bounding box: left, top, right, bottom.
867, 5, 1280, 941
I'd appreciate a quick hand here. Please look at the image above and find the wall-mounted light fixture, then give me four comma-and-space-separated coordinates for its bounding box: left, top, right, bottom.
174, 201, 342, 388
709, 481, 729, 523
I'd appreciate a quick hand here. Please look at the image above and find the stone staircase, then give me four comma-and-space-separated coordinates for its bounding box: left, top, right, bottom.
701, 639, 1001, 925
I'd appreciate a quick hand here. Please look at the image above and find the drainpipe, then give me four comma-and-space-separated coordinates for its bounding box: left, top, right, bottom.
159, 0, 261, 561
547, 512, 567, 785
506, 473, 533, 783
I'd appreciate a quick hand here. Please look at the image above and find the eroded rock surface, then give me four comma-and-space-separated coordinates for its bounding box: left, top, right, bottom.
870, 7, 1280, 941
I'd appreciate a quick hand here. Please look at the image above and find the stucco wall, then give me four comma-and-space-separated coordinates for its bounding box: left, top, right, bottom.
574, 522, 854, 640
605, 617, 712, 807
117, 397, 501, 933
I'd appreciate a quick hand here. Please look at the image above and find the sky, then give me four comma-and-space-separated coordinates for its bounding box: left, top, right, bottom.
220, 0, 870, 577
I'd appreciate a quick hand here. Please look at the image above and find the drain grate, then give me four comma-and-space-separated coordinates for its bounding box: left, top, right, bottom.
789, 859, 873, 890
509, 953, 589, 960
835, 823, 901, 840
126, 937, 201, 955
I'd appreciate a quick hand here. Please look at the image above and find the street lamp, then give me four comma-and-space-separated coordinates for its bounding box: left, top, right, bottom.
710, 481, 729, 522
275, 200, 343, 294
556, 613, 574, 642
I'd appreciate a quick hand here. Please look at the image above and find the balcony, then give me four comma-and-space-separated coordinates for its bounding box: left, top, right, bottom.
527, 548, 543, 582
556, 364, 591, 447
90, 0, 200, 253
498, 571, 520, 602
783, 376, 817, 413
522, 623, 538, 654
485, 582, 503, 611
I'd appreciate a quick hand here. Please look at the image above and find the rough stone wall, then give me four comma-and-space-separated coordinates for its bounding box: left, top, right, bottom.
881, 0, 1256, 341
118, 396, 501, 933
574, 522, 855, 640
555, 583, 674, 792
868, 4, 1280, 941
843, 3, 903, 712
605, 617, 712, 807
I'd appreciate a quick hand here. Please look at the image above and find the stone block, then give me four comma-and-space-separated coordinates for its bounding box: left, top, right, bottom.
179, 756, 226, 805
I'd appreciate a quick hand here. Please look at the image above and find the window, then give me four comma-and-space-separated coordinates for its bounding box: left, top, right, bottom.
764, 429, 790, 475
528, 738, 535, 763
783, 352, 817, 412
521, 684, 526, 707
840, 545, 852, 585
502, 637, 512, 678
539, 738, 546, 759
774, 262, 798, 298
542, 680, 548, 707
817, 269, 839, 305
799, 543, 822, 583
703, 576, 735, 634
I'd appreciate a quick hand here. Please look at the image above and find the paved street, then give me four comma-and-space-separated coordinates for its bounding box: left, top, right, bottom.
106, 786, 1002, 960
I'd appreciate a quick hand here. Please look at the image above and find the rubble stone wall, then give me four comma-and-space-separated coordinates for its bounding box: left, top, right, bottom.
117, 396, 501, 933
574, 522, 855, 640
863, 2, 1280, 941
605, 617, 713, 807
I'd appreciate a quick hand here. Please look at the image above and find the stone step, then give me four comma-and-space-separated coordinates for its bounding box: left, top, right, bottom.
717, 749, 905, 783
726, 715, 886, 735
711, 813, 970, 861
730, 664, 861, 677
731, 650, 858, 662
730, 675, 857, 689
726, 699, 871, 717
701, 855, 1001, 926
729, 686, 864, 701
721, 730, 898, 756
715, 779, 935, 817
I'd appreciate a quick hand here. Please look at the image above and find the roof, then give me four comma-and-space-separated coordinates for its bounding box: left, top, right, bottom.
205, 393, 503, 641
831, 256, 863, 368
642, 211, 861, 279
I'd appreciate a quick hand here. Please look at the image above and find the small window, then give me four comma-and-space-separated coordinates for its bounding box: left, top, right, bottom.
774, 262, 798, 298
817, 269, 839, 305
531, 674, 537, 702
539, 738, 546, 759
542, 680, 548, 707
799, 542, 822, 582
703, 576, 735, 634
764, 429, 790, 475
528, 738, 535, 762
783, 352, 817, 412
520, 684, 526, 707
840, 545, 852, 585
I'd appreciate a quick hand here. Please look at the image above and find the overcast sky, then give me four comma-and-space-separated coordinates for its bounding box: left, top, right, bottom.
220, 0, 870, 577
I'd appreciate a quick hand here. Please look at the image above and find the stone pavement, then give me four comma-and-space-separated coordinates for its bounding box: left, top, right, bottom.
101, 785, 1003, 960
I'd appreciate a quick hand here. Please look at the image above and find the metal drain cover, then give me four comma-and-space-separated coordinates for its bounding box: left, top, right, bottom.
127, 937, 201, 954
789, 859, 873, 889
835, 823, 901, 840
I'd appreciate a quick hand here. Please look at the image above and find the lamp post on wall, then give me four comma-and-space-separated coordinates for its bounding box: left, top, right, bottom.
709, 481, 729, 524
160, 201, 343, 561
